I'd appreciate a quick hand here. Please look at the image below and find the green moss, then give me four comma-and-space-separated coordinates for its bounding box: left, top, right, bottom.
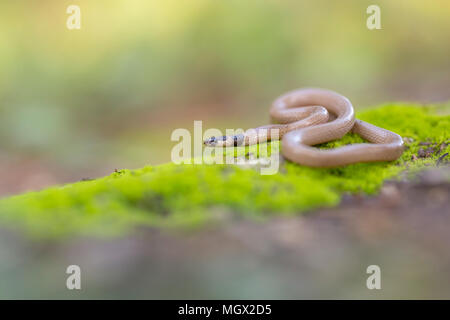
0, 103, 449, 238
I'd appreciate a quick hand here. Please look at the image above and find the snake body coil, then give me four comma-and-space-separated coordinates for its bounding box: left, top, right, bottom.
204, 88, 404, 167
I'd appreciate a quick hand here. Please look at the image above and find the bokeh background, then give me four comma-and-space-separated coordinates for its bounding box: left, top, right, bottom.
1, 0, 449, 196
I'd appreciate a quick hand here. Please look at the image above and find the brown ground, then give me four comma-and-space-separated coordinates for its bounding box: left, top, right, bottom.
0, 166, 449, 299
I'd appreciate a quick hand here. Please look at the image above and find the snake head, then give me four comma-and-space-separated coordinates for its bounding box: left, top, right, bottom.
204, 134, 244, 147
204, 136, 219, 147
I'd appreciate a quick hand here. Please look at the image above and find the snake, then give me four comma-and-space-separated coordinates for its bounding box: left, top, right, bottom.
204, 88, 404, 167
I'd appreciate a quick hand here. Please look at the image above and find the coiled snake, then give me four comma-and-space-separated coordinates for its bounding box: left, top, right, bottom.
204, 88, 404, 167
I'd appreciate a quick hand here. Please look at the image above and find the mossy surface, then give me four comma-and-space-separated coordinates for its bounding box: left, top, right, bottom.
0, 103, 449, 238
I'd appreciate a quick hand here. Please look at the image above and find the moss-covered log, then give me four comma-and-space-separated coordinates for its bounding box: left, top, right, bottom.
0, 103, 448, 238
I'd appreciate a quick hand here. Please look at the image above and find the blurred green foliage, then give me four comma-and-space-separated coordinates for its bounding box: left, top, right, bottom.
0, 1, 449, 185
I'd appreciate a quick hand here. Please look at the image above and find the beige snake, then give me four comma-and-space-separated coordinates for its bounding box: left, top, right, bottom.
204, 88, 404, 167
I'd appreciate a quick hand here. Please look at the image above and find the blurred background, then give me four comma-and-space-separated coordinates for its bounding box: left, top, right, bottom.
0, 0, 450, 300
1, 0, 449, 196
